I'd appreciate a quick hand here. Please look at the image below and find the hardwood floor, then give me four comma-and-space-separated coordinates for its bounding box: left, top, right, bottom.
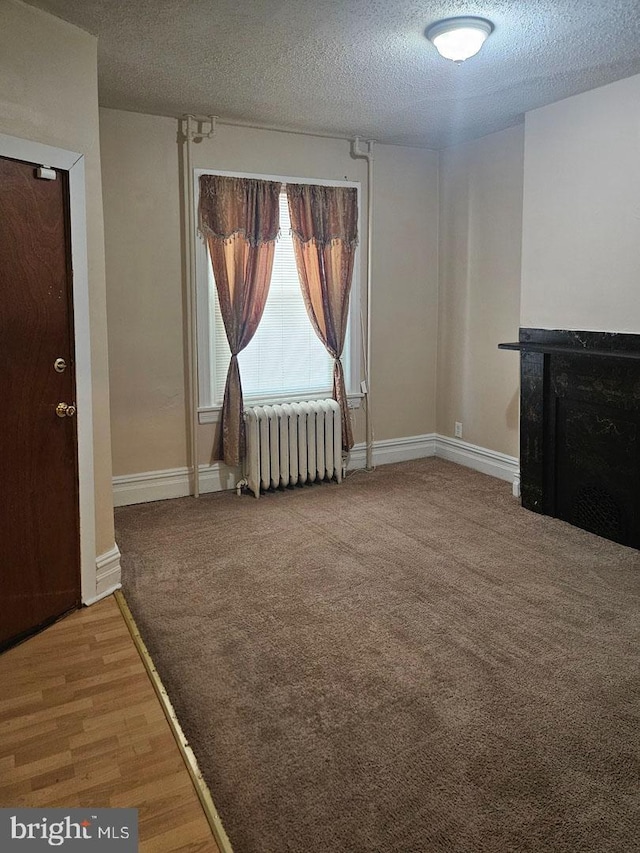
0, 595, 222, 852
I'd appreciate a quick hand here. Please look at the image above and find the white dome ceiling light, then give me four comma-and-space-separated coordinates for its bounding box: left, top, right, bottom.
426, 16, 494, 63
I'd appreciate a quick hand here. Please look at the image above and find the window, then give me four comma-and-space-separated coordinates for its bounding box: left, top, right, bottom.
196, 170, 360, 419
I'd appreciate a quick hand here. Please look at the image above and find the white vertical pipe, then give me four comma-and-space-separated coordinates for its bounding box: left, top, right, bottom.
182, 115, 200, 497
352, 138, 375, 471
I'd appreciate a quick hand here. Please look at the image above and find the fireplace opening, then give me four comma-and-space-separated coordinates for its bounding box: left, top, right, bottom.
572, 482, 624, 542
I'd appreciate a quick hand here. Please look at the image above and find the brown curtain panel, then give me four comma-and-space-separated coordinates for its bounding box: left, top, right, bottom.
286, 183, 358, 450
199, 175, 281, 466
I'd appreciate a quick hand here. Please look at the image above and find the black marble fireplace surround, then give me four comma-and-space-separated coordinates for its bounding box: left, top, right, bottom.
499, 328, 640, 549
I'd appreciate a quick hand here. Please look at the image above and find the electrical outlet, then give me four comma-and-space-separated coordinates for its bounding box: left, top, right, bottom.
454, 421, 463, 438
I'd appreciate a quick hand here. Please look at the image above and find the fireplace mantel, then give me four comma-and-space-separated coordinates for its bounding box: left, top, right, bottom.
498, 341, 640, 361
500, 328, 640, 549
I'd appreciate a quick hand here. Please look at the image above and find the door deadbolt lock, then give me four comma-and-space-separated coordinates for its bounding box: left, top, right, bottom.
56, 402, 76, 418
54, 358, 67, 373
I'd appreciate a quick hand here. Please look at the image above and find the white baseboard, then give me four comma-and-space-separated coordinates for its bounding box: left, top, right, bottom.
113, 434, 519, 506
347, 433, 437, 469
113, 467, 189, 506
84, 583, 122, 607
113, 462, 239, 507
512, 472, 521, 498
348, 433, 518, 486
435, 435, 519, 484
86, 543, 122, 604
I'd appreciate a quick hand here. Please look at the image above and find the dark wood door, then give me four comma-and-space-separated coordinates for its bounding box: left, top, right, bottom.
0, 156, 80, 650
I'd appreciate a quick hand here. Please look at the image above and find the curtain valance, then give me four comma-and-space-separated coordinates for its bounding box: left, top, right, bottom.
199, 175, 281, 246
286, 183, 358, 248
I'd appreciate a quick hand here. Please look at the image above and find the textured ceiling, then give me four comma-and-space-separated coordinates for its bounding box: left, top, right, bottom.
24, 0, 640, 148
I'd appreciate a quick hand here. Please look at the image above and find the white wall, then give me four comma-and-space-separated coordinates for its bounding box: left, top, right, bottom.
521, 73, 640, 333
101, 68, 640, 488
437, 125, 523, 457
100, 110, 440, 477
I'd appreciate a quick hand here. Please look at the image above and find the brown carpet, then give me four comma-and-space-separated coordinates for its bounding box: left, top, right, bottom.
116, 459, 640, 853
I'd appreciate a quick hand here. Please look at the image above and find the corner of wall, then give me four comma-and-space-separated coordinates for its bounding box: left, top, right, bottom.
434, 146, 443, 436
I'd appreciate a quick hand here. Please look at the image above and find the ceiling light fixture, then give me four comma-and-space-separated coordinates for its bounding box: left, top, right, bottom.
426, 16, 494, 63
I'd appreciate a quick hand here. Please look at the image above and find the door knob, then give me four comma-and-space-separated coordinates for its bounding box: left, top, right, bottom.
56, 402, 76, 418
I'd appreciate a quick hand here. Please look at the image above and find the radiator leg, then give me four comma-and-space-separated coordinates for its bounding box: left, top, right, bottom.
235, 477, 248, 497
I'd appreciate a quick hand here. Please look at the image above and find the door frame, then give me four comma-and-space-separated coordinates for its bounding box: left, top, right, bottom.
0, 132, 96, 604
